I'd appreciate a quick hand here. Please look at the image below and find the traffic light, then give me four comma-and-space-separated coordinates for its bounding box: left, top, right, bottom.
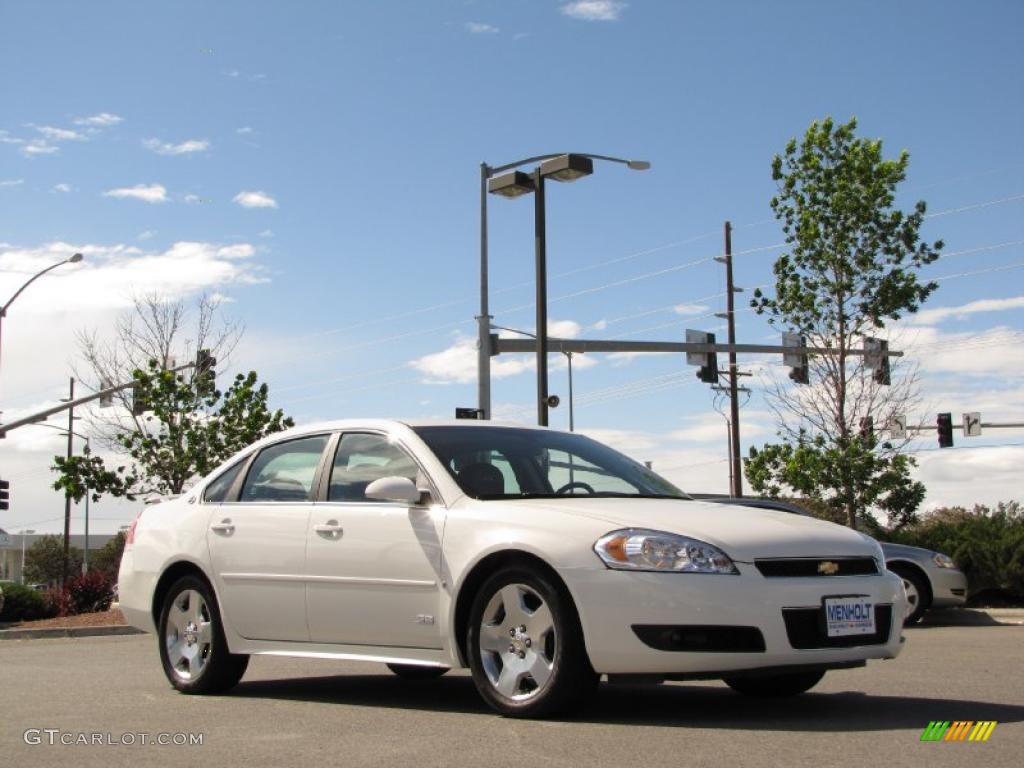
865, 337, 891, 385
937, 412, 954, 448
686, 329, 719, 384
131, 384, 148, 416
0, 479, 10, 511
195, 348, 217, 397
859, 416, 874, 441
783, 332, 809, 385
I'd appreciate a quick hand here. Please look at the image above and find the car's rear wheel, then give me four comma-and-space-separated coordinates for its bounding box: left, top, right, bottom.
890, 564, 930, 625
723, 669, 825, 697
386, 663, 449, 680
158, 575, 248, 694
467, 566, 597, 718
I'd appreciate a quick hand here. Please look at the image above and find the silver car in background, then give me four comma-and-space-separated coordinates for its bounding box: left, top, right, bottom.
702, 497, 967, 624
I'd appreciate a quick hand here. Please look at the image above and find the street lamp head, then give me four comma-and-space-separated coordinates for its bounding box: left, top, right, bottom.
68, 252, 84, 263
540, 154, 594, 183
626, 160, 651, 171
488, 170, 536, 198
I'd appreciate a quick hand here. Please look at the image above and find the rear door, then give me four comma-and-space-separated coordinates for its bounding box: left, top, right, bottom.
207, 434, 330, 642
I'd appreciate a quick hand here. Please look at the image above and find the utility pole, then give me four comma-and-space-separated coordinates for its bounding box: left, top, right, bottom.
715, 222, 743, 497
62, 377, 74, 587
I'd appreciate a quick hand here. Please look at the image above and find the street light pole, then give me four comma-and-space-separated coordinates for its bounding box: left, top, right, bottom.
566, 352, 574, 432
533, 168, 549, 426
20, 529, 35, 584
477, 163, 493, 420
0, 252, 83, 391
486, 153, 649, 428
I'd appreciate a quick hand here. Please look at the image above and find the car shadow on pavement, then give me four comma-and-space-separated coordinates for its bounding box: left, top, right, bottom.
914, 610, 1012, 628
229, 674, 1024, 731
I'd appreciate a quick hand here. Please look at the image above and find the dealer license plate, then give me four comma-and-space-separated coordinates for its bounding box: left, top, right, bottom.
824, 596, 875, 637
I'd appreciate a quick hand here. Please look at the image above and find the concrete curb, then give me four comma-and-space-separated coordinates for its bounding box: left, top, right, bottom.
0, 624, 144, 640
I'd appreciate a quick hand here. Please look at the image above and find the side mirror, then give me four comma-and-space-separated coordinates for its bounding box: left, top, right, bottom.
365, 476, 424, 504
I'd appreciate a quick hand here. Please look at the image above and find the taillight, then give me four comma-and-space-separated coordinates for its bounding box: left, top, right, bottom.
125, 511, 143, 546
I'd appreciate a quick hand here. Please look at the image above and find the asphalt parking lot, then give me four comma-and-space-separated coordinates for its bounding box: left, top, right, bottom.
2, 620, 1022, 768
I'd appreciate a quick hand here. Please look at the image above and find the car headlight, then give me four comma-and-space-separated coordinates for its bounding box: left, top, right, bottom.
932, 552, 957, 569
594, 529, 738, 574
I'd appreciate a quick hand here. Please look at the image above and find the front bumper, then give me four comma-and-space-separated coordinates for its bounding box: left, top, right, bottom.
566, 563, 906, 675
929, 566, 968, 608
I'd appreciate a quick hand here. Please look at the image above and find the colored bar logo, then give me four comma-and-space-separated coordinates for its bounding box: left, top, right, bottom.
920, 721, 996, 742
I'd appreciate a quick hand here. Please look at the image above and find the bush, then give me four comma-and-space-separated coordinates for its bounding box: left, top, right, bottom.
888, 501, 1024, 599
0, 583, 58, 623
56, 571, 117, 616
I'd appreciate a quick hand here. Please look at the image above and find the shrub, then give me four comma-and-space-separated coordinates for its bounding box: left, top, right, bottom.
888, 501, 1024, 599
0, 583, 58, 623
63, 571, 117, 615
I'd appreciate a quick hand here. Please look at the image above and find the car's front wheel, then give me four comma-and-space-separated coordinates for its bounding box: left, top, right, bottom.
890, 564, 930, 625
723, 669, 825, 697
467, 566, 597, 717
158, 575, 248, 694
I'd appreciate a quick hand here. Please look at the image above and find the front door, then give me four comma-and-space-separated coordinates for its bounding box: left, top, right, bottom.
207, 434, 330, 642
305, 432, 445, 648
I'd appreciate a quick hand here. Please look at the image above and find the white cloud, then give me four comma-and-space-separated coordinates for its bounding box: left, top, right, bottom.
913, 445, 1024, 511
673, 303, 710, 316
669, 411, 773, 444
52, 182, 72, 193
184, 194, 200, 204
411, 334, 534, 384
0, 178, 23, 187
902, 325, 1024, 377
233, 190, 278, 209
21, 140, 59, 157
0, 240, 267, 317
465, 22, 499, 34
35, 125, 85, 141
258, 229, 274, 238
236, 126, 254, 135
103, 183, 168, 203
223, 69, 241, 78
561, 1, 627, 21
909, 295, 1024, 326
137, 230, 156, 241
142, 138, 210, 156
548, 319, 582, 338
73, 112, 123, 127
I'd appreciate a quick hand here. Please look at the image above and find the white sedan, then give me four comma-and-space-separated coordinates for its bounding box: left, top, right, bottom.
119, 419, 906, 717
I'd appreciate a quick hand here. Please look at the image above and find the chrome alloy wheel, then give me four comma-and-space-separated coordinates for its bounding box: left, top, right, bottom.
165, 589, 214, 681
478, 583, 557, 701
901, 576, 920, 618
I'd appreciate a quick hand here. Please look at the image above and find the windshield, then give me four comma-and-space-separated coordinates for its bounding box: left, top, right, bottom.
412, 426, 688, 500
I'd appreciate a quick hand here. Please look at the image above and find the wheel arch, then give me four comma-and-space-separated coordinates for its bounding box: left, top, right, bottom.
887, 559, 933, 608
451, 549, 586, 669
151, 560, 218, 628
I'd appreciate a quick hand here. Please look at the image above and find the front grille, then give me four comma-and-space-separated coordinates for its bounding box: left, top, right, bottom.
632, 625, 766, 653
755, 557, 878, 577
782, 605, 893, 649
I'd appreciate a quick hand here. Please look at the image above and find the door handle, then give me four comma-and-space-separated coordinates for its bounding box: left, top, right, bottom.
210, 518, 235, 535
315, 520, 344, 538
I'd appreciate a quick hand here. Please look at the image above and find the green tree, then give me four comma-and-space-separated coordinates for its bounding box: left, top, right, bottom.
25, 535, 83, 585
746, 116, 943, 529
52, 362, 293, 501
90, 531, 127, 574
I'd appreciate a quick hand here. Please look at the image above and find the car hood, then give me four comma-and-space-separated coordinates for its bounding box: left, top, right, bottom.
497, 497, 879, 561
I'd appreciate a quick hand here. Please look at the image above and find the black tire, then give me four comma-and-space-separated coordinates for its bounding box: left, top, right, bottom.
466, 566, 597, 718
890, 564, 931, 625
157, 575, 249, 694
723, 669, 825, 697
386, 663, 449, 680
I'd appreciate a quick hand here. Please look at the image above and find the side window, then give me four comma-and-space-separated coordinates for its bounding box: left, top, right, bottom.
328, 433, 419, 502
203, 457, 249, 503
240, 435, 329, 502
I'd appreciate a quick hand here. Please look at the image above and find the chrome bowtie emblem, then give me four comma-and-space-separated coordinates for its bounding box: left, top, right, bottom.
817, 561, 840, 575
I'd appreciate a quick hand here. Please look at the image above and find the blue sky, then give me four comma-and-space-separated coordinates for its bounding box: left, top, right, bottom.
1, 0, 1022, 535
